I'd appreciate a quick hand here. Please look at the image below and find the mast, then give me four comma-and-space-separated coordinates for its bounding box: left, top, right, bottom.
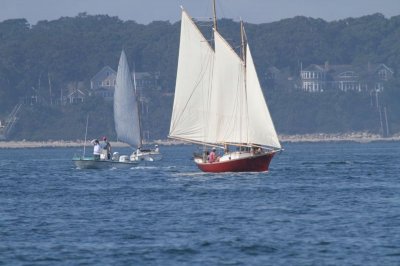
241, 20, 248, 142
133, 68, 143, 147
240, 20, 247, 66
212, 0, 218, 31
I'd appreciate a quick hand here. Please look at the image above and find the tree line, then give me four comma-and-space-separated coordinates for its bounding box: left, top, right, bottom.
0, 12, 399, 140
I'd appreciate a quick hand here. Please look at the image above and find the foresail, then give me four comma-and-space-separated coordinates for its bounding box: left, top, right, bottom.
114, 50, 141, 148
169, 10, 215, 144
211, 31, 281, 149
210, 30, 248, 144
245, 44, 281, 149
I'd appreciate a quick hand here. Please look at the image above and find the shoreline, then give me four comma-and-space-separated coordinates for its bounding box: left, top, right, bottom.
0, 133, 399, 148
279, 133, 400, 143
0, 139, 186, 149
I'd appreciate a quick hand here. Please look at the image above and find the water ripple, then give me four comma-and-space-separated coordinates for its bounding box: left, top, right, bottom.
1, 143, 400, 265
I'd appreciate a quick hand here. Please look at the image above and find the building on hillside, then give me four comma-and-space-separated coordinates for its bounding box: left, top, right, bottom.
300, 62, 394, 93
135, 72, 161, 93
90, 66, 161, 100
300, 64, 327, 92
134, 72, 160, 117
90, 66, 117, 100
58, 81, 87, 104
66, 89, 86, 103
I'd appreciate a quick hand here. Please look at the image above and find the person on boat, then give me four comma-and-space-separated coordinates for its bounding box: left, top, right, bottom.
208, 147, 216, 163
154, 145, 159, 153
92, 139, 101, 160
101, 136, 111, 160
132, 147, 141, 161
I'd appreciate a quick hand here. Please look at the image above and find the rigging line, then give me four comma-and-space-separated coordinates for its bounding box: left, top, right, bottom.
183, 10, 214, 51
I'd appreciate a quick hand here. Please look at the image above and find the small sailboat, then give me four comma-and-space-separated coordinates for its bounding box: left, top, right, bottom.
73, 50, 161, 169
114, 50, 162, 162
169, 3, 281, 172
72, 117, 138, 169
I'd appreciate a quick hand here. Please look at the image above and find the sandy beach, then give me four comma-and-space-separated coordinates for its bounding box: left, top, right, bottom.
0, 133, 399, 148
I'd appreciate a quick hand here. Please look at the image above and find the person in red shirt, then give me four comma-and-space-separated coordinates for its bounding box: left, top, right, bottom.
208, 147, 216, 163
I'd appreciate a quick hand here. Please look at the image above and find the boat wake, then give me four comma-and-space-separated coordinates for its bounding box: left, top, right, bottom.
173, 172, 208, 177
131, 166, 159, 170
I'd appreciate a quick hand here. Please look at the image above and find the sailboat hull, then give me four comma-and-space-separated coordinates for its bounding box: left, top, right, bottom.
195, 152, 276, 173
72, 156, 138, 169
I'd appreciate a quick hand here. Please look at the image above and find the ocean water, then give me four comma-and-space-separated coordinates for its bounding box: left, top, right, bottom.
0, 142, 399, 265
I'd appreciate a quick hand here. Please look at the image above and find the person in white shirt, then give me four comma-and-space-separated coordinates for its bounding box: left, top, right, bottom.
92, 139, 101, 160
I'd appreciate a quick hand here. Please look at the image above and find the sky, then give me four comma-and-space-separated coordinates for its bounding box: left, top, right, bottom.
1, 0, 400, 25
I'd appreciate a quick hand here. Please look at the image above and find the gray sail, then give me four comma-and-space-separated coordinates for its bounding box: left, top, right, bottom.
114, 50, 141, 148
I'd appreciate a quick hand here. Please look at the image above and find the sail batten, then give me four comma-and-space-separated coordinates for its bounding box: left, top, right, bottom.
170, 9, 281, 150
114, 50, 141, 148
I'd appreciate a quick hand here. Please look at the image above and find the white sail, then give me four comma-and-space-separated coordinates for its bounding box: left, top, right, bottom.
245, 44, 281, 149
169, 10, 215, 144
170, 9, 281, 150
209, 30, 248, 144
114, 50, 141, 148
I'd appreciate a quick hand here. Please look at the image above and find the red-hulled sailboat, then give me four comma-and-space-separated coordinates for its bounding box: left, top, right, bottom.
169, 1, 281, 173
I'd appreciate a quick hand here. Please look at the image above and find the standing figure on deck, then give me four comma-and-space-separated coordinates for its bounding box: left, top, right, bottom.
92, 139, 101, 160
101, 136, 112, 160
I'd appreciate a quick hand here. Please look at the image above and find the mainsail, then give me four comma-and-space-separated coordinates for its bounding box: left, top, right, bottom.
114, 50, 142, 148
169, 9, 281, 150
169, 10, 215, 145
